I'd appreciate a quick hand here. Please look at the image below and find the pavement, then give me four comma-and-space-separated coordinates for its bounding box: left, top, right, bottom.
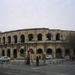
8, 58, 65, 66
0, 59, 72, 75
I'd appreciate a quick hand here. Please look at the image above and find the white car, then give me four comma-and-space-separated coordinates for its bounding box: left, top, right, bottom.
0, 56, 10, 62
45, 55, 53, 59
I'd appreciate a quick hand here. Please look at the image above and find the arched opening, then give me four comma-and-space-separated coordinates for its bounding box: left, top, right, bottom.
31, 49, 34, 54
21, 34, 25, 43
20, 49, 24, 57
8, 36, 11, 44
28, 34, 33, 41
38, 33, 42, 41
36, 48, 43, 59
3, 37, 5, 44
7, 49, 10, 57
56, 48, 62, 58
13, 35, 17, 43
65, 49, 70, 55
13, 49, 17, 58
37, 49, 43, 54
2, 50, 5, 56
28, 48, 34, 54
47, 33, 51, 40
46, 48, 52, 54
56, 33, 60, 40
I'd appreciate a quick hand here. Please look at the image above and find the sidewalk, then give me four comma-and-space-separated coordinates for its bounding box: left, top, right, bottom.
8, 59, 65, 66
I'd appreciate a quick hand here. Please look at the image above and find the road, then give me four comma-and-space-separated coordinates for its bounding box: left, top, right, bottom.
0, 60, 75, 75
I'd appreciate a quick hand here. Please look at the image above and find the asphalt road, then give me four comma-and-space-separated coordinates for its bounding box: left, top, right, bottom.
0, 60, 75, 75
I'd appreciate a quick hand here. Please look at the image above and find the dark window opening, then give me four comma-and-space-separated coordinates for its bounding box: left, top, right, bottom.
47, 33, 51, 40
2, 50, 5, 56
56, 49, 62, 58
38, 33, 42, 41
3, 37, 5, 44
13, 35, 17, 43
13, 49, 17, 58
37, 49, 43, 54
8, 36, 11, 44
47, 48, 52, 54
7, 49, 10, 57
65, 49, 70, 55
21, 34, 25, 43
20, 49, 24, 57
28, 34, 33, 41
56, 33, 60, 40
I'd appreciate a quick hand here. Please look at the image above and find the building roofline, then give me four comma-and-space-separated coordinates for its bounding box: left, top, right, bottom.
1, 28, 75, 34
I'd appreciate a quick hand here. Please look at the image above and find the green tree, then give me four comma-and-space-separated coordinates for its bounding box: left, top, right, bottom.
65, 33, 75, 57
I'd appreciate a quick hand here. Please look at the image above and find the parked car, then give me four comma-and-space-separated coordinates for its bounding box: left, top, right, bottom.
45, 55, 53, 59
0, 56, 10, 62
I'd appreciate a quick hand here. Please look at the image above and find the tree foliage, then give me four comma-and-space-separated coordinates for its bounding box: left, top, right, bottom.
65, 33, 75, 50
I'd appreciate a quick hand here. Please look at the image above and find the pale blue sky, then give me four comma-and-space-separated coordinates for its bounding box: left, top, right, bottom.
0, 0, 75, 32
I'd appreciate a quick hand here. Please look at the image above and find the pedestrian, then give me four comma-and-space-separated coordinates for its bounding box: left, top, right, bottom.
27, 55, 30, 65
36, 56, 39, 66
72, 55, 74, 62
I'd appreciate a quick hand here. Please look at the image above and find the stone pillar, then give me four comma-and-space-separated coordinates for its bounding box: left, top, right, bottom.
10, 47, 13, 58
5, 49, 7, 56
17, 50, 20, 57
62, 49, 65, 57
52, 33, 56, 41
5, 36, 8, 44
11, 35, 14, 44
53, 47, 56, 58
17, 35, 20, 43
1, 36, 3, 44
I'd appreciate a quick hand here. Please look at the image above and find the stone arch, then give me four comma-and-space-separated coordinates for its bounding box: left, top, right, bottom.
46, 33, 51, 40
3, 36, 5, 44
65, 49, 70, 55
13, 49, 17, 58
2, 50, 5, 56
28, 48, 34, 54
56, 33, 60, 40
13, 35, 17, 43
56, 48, 62, 58
28, 34, 33, 41
20, 34, 25, 43
20, 49, 24, 57
46, 48, 52, 54
36, 48, 43, 54
8, 36, 11, 44
37, 33, 42, 41
7, 49, 10, 57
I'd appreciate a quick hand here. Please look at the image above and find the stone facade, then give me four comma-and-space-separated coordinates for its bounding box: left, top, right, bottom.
0, 28, 74, 59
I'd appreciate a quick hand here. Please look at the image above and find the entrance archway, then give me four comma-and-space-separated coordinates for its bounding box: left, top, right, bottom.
65, 49, 70, 55
56, 48, 62, 58
46, 48, 52, 55
13, 49, 17, 58
7, 49, 10, 57
2, 50, 5, 56
20, 49, 24, 57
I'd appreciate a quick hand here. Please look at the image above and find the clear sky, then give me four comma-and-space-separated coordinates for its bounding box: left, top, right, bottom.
0, 0, 75, 32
